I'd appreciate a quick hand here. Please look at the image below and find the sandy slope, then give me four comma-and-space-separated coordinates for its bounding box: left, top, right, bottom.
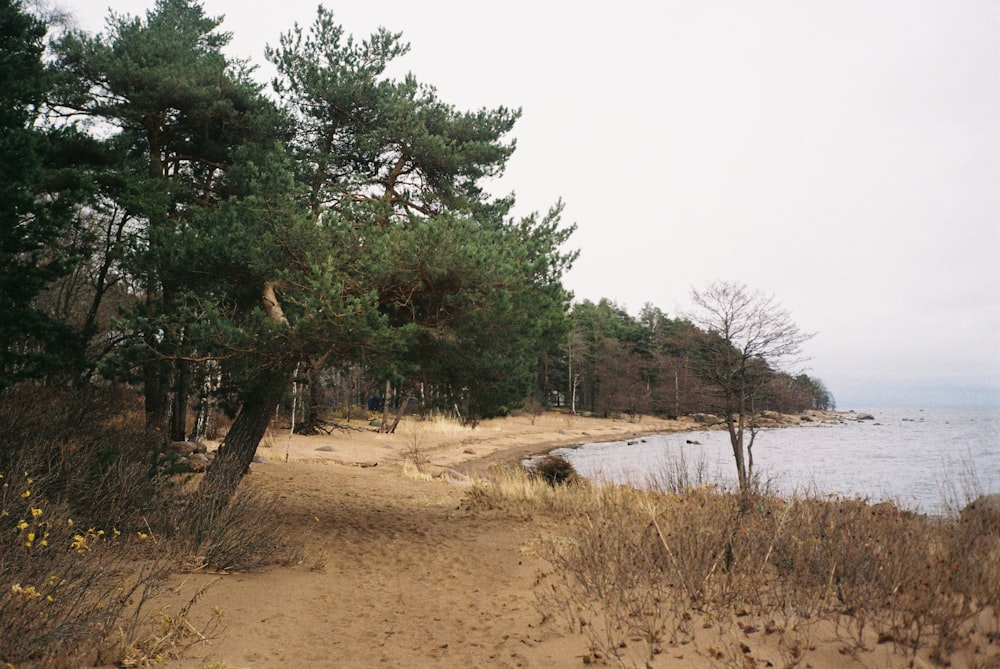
153, 411, 994, 668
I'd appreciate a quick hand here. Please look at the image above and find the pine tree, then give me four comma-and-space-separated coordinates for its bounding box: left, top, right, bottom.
53, 0, 290, 437
0, 0, 95, 386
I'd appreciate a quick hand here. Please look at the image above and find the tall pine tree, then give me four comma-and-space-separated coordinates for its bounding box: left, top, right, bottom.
0, 0, 96, 386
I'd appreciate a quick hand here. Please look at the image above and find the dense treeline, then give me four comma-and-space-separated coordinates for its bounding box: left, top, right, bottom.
2, 0, 831, 490
554, 299, 833, 419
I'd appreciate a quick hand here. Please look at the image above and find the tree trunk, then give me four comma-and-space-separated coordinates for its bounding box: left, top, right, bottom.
295, 365, 325, 434
201, 282, 295, 497
726, 409, 748, 493
387, 386, 409, 434
381, 379, 391, 433
144, 359, 168, 432
169, 358, 188, 442
189, 361, 220, 441
201, 371, 289, 497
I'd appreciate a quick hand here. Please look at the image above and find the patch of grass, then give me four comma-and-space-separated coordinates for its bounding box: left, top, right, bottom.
158, 483, 297, 574
464, 463, 593, 519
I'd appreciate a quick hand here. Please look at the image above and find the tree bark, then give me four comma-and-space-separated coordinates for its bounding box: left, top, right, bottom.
201, 371, 290, 497
294, 365, 325, 434
169, 358, 188, 442
189, 361, 220, 441
381, 379, 391, 433
201, 282, 293, 497
387, 386, 409, 434
144, 358, 168, 432
727, 413, 748, 493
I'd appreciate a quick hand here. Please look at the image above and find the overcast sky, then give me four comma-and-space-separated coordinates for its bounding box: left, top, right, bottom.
66, 1, 1000, 408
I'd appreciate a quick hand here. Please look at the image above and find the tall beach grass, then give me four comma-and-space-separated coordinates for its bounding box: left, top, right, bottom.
466, 457, 1000, 668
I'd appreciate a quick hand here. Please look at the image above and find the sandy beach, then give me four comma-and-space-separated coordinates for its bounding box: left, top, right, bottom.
152, 411, 995, 668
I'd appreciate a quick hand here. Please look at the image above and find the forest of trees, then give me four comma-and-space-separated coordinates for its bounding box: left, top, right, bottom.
1, 0, 832, 492
558, 298, 833, 419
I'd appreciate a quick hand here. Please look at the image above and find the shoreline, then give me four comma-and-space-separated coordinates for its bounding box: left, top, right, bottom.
251, 411, 703, 473
237, 408, 851, 483
448, 408, 847, 478
434, 410, 858, 477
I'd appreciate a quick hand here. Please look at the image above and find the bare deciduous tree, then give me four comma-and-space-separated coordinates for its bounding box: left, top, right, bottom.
687, 281, 814, 492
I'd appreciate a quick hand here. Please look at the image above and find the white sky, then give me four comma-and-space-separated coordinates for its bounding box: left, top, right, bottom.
65, 1, 1000, 408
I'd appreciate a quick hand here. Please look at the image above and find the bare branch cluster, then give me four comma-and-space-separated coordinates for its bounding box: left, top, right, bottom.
688, 281, 814, 370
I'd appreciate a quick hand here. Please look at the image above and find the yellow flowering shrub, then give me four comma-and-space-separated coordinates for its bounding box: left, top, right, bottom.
0, 468, 170, 667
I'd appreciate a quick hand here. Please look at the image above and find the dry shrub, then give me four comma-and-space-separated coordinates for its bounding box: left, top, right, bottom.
108, 579, 224, 668
161, 483, 296, 573
763, 496, 999, 661
0, 385, 179, 666
644, 444, 720, 494
399, 421, 430, 472
529, 454, 579, 486
957, 494, 1000, 619
534, 484, 785, 666
467, 466, 1000, 668
0, 468, 172, 667
536, 484, 680, 665
0, 383, 168, 531
522, 395, 545, 424
0, 384, 296, 665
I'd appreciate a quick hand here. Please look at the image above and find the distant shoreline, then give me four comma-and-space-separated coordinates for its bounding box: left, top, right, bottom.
452, 409, 847, 477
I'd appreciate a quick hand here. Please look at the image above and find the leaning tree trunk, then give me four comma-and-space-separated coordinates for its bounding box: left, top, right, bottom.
201, 281, 294, 498
201, 371, 290, 497
386, 385, 410, 434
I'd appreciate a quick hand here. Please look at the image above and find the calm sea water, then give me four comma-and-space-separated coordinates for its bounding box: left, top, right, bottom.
547, 408, 1000, 514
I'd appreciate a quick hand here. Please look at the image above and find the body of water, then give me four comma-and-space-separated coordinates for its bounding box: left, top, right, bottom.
546, 408, 1000, 514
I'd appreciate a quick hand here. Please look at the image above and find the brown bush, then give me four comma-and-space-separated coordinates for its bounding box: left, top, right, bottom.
470, 472, 1000, 668
0, 383, 166, 530
529, 454, 579, 486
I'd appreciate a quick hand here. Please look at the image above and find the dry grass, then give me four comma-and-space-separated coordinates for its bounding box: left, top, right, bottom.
465, 463, 595, 519
0, 472, 173, 667
100, 576, 224, 668
161, 484, 296, 574
398, 421, 431, 472
466, 464, 1000, 668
